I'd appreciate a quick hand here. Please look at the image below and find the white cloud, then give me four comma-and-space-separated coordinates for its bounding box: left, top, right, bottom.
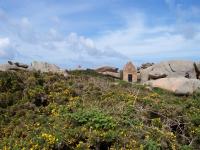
164, 0, 200, 39
1, 11, 199, 67
0, 37, 10, 47
7, 25, 126, 68
94, 12, 200, 63
0, 1, 199, 68
0, 37, 16, 61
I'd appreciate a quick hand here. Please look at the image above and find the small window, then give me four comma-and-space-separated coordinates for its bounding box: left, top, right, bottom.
128, 74, 132, 82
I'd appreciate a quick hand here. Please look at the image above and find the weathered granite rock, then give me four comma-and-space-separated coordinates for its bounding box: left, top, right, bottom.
168, 60, 196, 78
149, 72, 167, 80
0, 61, 68, 77
96, 66, 118, 73
101, 71, 120, 78
194, 62, 200, 73
140, 66, 153, 82
0, 64, 13, 71
140, 60, 196, 82
145, 77, 200, 95
194, 62, 200, 79
30, 61, 68, 77
137, 73, 141, 81
8, 61, 13, 65
0, 62, 28, 71
141, 63, 154, 69
31, 61, 59, 72
14, 62, 29, 68
95, 66, 120, 78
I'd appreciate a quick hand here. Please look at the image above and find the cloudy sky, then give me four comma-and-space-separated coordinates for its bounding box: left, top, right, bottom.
0, 0, 200, 68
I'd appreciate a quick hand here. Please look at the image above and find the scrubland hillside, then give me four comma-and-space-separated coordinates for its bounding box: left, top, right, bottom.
0, 70, 200, 150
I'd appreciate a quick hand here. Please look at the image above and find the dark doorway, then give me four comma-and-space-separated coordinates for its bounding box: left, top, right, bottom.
128, 74, 132, 82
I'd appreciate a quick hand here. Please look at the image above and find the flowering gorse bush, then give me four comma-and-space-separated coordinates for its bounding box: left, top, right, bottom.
0, 70, 200, 149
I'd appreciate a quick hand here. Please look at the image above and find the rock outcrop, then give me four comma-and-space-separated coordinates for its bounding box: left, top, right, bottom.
30, 61, 68, 77
0, 61, 68, 77
95, 66, 118, 73
145, 77, 200, 95
95, 66, 120, 78
0, 61, 29, 71
140, 66, 153, 82
100, 71, 120, 78
194, 62, 200, 73
30, 61, 60, 72
139, 62, 154, 70
14, 62, 29, 68
140, 60, 197, 82
194, 62, 200, 79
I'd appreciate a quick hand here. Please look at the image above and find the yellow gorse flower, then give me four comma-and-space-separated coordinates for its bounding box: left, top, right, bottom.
41, 133, 58, 145
3, 146, 10, 150
51, 108, 59, 116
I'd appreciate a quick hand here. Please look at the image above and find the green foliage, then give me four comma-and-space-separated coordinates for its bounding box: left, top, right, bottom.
151, 118, 162, 128
69, 69, 104, 78
0, 70, 200, 149
69, 108, 116, 130
0, 71, 24, 92
144, 139, 161, 150
181, 145, 193, 150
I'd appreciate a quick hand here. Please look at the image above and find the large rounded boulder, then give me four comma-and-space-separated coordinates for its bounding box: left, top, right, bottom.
95, 66, 118, 73
0, 61, 29, 71
95, 66, 119, 78
140, 60, 197, 82
30, 61, 68, 77
145, 77, 200, 95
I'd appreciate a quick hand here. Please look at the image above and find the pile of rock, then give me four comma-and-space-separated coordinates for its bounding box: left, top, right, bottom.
145, 77, 200, 95
139, 60, 200, 95
0, 61, 29, 71
0, 61, 68, 77
137, 62, 154, 82
30, 61, 68, 77
137, 62, 154, 71
140, 60, 196, 82
95, 66, 120, 78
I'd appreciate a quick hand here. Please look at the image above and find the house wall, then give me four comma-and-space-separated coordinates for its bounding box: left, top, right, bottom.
122, 62, 137, 82
123, 71, 137, 82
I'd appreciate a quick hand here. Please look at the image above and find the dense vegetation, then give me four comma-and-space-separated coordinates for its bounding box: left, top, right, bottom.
0, 70, 200, 150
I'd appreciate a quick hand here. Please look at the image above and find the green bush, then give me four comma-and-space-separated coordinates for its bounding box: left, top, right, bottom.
144, 139, 161, 150
0, 70, 200, 149
69, 109, 116, 130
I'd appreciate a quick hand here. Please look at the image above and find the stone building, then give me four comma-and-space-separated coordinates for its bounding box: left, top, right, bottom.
123, 61, 137, 82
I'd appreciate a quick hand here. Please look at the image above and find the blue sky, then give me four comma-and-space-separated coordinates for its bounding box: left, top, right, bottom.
0, 0, 200, 68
